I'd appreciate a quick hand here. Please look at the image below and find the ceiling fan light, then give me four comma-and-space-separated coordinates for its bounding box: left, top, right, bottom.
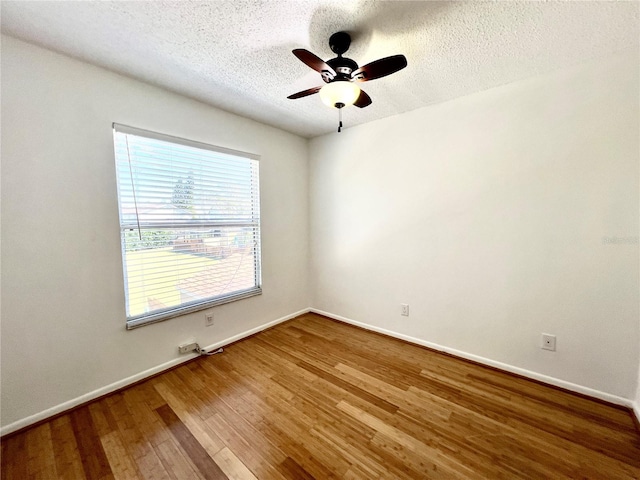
319, 81, 361, 108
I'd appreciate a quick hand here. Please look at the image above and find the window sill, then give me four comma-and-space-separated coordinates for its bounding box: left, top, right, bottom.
125, 287, 262, 330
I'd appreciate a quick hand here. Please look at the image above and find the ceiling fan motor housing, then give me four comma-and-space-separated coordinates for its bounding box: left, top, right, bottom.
326, 32, 358, 81
327, 57, 358, 80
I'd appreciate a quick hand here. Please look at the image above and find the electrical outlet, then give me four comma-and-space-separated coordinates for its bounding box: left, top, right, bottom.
541, 334, 556, 351
205, 313, 214, 327
178, 342, 198, 354
401, 304, 409, 316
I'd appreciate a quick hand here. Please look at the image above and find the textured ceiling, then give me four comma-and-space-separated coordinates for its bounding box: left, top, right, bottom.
1, 1, 638, 138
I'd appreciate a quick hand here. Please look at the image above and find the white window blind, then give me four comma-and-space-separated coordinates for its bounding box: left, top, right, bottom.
113, 124, 261, 329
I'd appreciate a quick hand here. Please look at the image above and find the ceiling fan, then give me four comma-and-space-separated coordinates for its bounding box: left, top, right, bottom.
288, 32, 407, 130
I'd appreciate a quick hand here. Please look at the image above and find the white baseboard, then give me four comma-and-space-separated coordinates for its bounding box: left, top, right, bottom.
633, 402, 640, 427
310, 308, 635, 409
2, 307, 635, 437
0, 308, 309, 437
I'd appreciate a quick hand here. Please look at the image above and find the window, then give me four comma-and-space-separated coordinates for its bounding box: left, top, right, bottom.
113, 124, 261, 329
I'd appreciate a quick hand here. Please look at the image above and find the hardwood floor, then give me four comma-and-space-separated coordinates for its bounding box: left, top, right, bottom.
2, 313, 639, 479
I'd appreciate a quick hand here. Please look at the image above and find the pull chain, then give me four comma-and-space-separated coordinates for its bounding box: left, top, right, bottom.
335, 102, 345, 133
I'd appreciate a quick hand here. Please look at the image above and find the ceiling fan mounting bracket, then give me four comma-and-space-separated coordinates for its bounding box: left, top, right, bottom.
329, 31, 351, 56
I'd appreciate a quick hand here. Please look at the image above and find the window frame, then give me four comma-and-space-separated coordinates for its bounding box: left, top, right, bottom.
112, 123, 262, 329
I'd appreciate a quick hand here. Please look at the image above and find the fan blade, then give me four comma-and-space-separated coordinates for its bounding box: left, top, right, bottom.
352, 54, 407, 82
292, 49, 336, 78
287, 86, 322, 99
354, 89, 372, 108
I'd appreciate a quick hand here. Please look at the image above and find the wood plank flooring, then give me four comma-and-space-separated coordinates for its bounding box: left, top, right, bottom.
2, 313, 639, 479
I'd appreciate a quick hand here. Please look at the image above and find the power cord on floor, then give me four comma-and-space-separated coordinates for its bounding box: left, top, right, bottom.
195, 344, 224, 356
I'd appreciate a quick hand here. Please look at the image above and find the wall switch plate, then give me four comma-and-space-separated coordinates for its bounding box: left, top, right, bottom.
401, 304, 409, 316
205, 313, 214, 327
541, 334, 556, 351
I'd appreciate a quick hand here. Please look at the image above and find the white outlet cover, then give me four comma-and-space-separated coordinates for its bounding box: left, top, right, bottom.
541, 334, 556, 351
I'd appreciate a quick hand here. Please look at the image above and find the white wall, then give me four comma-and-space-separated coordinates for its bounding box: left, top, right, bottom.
0, 36, 309, 431
2, 34, 639, 433
310, 50, 639, 400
